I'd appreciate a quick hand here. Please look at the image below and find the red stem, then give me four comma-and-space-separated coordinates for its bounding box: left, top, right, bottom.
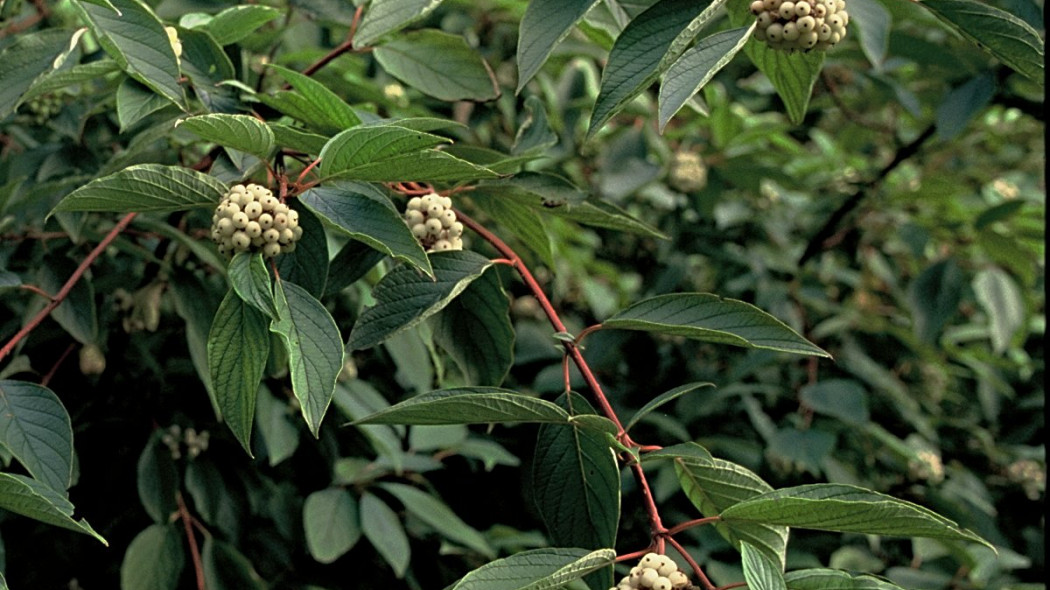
666, 516, 721, 536
176, 492, 206, 590
667, 535, 715, 590
0, 213, 137, 365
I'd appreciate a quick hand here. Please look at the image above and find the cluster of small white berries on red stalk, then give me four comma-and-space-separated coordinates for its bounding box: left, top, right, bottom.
750, 0, 849, 52
404, 193, 464, 252
611, 553, 695, 590
211, 183, 303, 258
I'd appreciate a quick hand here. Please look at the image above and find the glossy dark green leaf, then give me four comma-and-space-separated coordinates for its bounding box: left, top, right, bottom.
75, 0, 186, 108
380, 482, 495, 557
361, 493, 410, 577
258, 65, 360, 135
200, 5, 281, 45
303, 488, 361, 563
202, 538, 266, 590
136, 433, 179, 523
604, 293, 830, 357
178, 27, 236, 89
799, 379, 869, 425
516, 0, 602, 92
0, 380, 74, 492
470, 190, 554, 268
298, 183, 431, 277
0, 28, 80, 118
0, 472, 107, 545
207, 290, 270, 455
354, 0, 446, 46
273, 202, 329, 299
323, 239, 387, 297
432, 269, 515, 386
353, 387, 570, 425
116, 78, 172, 131
37, 255, 97, 346
270, 279, 343, 437
625, 381, 714, 432
120, 524, 184, 590
659, 25, 753, 131
177, 114, 276, 159
228, 252, 277, 318
52, 164, 226, 213
742, 541, 788, 590
720, 483, 994, 549
374, 29, 499, 101
512, 95, 559, 155
347, 251, 492, 350
449, 547, 616, 590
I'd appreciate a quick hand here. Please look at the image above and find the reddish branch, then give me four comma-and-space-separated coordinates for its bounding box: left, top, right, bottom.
0, 212, 137, 365
297, 5, 366, 80
176, 492, 206, 590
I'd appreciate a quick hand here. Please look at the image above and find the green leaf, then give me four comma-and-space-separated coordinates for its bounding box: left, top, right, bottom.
273, 202, 329, 299
323, 239, 387, 297
52, 164, 226, 213
228, 252, 278, 319
379, 482, 495, 557
450, 547, 616, 590
659, 25, 753, 131
170, 271, 222, 413
533, 393, 619, 578
20, 60, 122, 107
512, 95, 559, 156
470, 191, 555, 268
298, 183, 431, 277
120, 524, 185, 590
177, 114, 276, 159
136, 433, 179, 523
202, 538, 266, 590
798, 379, 869, 425
199, 5, 281, 45
75, 0, 186, 108
849, 0, 892, 69
719, 483, 994, 549
207, 290, 270, 455
588, 0, 726, 138
784, 568, 911, 590
742, 541, 788, 590
0, 28, 81, 118
261, 65, 361, 134
303, 488, 361, 563
116, 78, 173, 131
373, 29, 499, 101
270, 279, 344, 437
37, 255, 98, 346
270, 123, 329, 155
0, 472, 108, 545
178, 27, 235, 89
354, 0, 447, 47
353, 387, 570, 425
644, 442, 788, 567
726, 0, 824, 124
361, 492, 411, 578
625, 381, 714, 432
0, 381, 74, 493
973, 266, 1025, 353
347, 250, 492, 350
516, 0, 602, 92
604, 293, 830, 357
319, 125, 498, 182
936, 73, 996, 141
921, 0, 1044, 88
255, 385, 299, 466
907, 258, 963, 344
432, 269, 515, 386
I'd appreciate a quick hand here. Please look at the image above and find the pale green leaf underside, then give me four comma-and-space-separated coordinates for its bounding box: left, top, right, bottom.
177, 114, 276, 159
742, 541, 788, 590
451, 547, 616, 590
659, 25, 754, 131
0, 472, 108, 545
52, 164, 227, 213
200, 5, 281, 45
0, 380, 74, 493
373, 29, 499, 101
604, 293, 830, 357
353, 387, 570, 425
360, 493, 411, 577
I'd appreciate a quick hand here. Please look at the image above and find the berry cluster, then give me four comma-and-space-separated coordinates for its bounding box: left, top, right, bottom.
24, 93, 63, 125
404, 193, 464, 252
611, 553, 694, 590
210, 183, 303, 258
749, 0, 849, 52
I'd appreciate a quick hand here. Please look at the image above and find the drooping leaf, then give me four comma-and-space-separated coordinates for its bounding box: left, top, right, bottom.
533, 393, 619, 589
659, 25, 754, 131
298, 183, 431, 277
0, 380, 74, 492
0, 28, 81, 118
319, 125, 498, 182
798, 379, 869, 425
719, 484, 994, 549
74, 0, 186, 108
52, 164, 226, 213
432, 269, 515, 386
516, 0, 602, 92
199, 5, 281, 45
379, 482, 495, 557
270, 279, 343, 437
303, 488, 361, 563
271, 203, 328, 299
227, 252, 277, 319
973, 266, 1025, 353
449, 547, 616, 590
588, 0, 726, 138
373, 29, 500, 101
742, 541, 788, 590
354, 0, 447, 47
201, 538, 266, 590
264, 64, 361, 133
332, 382, 407, 473
353, 387, 570, 425
784, 568, 911, 590
269, 123, 329, 156
347, 251, 492, 350
207, 290, 270, 455
0, 472, 108, 545
19, 60, 122, 107
625, 381, 714, 432
921, 0, 1044, 88
603, 293, 830, 357
136, 433, 179, 523
177, 29, 236, 105
120, 524, 184, 590
177, 114, 276, 159
361, 493, 411, 578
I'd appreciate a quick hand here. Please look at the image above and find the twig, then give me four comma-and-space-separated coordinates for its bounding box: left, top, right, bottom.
0, 213, 137, 365
40, 343, 76, 387
176, 492, 207, 590
667, 536, 715, 590
298, 5, 366, 80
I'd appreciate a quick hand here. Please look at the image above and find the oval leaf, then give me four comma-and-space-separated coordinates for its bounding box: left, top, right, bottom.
354, 0, 446, 47
177, 114, 276, 159
742, 541, 788, 590
361, 492, 411, 578
200, 5, 281, 45
0, 28, 79, 118
0, 472, 107, 545
432, 268, 515, 386
516, 0, 602, 92
379, 482, 495, 557
659, 25, 754, 131
625, 381, 715, 432
202, 538, 266, 590
303, 488, 361, 563
353, 387, 570, 425
227, 252, 277, 319
52, 164, 227, 213
120, 524, 185, 590
784, 568, 911, 590
604, 293, 830, 357
450, 547, 616, 590
265, 64, 361, 132
720, 483, 994, 549
373, 29, 499, 101
0, 380, 74, 492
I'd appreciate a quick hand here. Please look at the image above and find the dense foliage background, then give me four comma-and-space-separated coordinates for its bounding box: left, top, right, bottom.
0, 0, 1043, 589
